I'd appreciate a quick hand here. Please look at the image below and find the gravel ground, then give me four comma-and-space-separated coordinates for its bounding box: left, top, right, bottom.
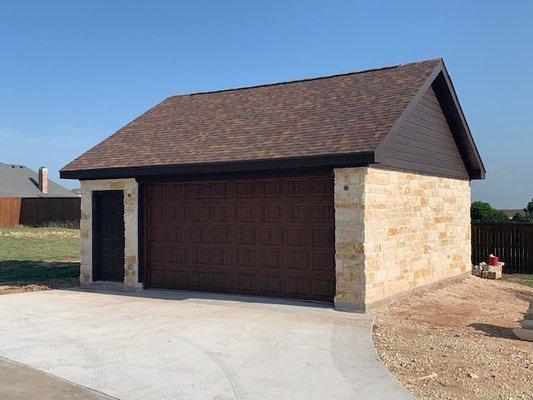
372, 275, 533, 400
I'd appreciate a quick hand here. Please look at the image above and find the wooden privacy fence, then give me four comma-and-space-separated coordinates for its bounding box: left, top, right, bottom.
0, 198, 22, 227
472, 221, 533, 274
0, 197, 80, 228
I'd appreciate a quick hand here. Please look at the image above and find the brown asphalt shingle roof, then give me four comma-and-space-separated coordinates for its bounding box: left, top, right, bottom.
62, 59, 441, 172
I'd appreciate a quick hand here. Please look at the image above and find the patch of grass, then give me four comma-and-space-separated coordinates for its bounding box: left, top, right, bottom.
0, 227, 80, 283
503, 273, 533, 288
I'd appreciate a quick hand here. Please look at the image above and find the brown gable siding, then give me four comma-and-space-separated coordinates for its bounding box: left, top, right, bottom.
377, 86, 469, 179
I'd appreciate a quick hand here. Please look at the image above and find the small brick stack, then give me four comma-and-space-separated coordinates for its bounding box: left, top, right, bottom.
471, 262, 504, 279
513, 299, 533, 342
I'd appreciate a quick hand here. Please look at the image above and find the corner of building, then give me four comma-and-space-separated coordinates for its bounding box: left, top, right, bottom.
333, 166, 368, 312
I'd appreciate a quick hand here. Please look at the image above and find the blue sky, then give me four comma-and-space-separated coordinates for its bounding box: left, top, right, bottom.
1, 1, 531, 208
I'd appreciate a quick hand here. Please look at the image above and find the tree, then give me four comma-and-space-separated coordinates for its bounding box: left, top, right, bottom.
512, 198, 533, 222
470, 201, 508, 221
525, 198, 533, 216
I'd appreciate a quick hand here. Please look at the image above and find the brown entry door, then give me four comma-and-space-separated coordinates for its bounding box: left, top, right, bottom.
143, 173, 335, 302
93, 191, 124, 282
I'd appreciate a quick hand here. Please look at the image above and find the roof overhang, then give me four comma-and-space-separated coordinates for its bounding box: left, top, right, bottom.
61, 60, 485, 182
60, 152, 375, 180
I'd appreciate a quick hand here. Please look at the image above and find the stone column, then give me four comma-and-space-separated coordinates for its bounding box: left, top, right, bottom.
333, 167, 367, 312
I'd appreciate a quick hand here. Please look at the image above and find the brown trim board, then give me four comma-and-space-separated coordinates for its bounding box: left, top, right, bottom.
60, 152, 375, 180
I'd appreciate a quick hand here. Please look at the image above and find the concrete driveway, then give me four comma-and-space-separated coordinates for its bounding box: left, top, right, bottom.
0, 289, 414, 400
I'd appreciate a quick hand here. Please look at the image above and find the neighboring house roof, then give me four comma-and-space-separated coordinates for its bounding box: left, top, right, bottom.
61, 58, 485, 180
500, 209, 525, 218
0, 163, 78, 198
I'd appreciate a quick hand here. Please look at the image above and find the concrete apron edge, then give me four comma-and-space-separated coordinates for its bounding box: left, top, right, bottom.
365, 317, 417, 400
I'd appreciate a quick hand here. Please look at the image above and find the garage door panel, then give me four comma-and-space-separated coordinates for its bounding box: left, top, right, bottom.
257, 181, 282, 196
236, 250, 256, 267
149, 206, 165, 222
236, 205, 255, 222
311, 252, 335, 271
145, 173, 335, 302
190, 248, 210, 264
236, 227, 256, 245
189, 271, 211, 288
210, 248, 231, 266
259, 275, 283, 294
188, 206, 209, 222
285, 179, 310, 196
212, 206, 230, 222
211, 227, 231, 244
257, 227, 284, 245
312, 205, 334, 221
211, 182, 229, 197
236, 273, 257, 292
189, 227, 207, 244
310, 177, 334, 195
311, 279, 336, 297
312, 228, 335, 247
259, 251, 281, 269
261, 205, 282, 222
284, 251, 309, 270
287, 205, 312, 222
285, 276, 311, 296
286, 229, 310, 246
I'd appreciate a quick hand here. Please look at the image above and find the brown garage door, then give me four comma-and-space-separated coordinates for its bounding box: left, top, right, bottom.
143, 172, 335, 301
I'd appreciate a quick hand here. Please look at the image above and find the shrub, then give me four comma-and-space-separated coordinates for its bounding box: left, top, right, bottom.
36, 220, 80, 229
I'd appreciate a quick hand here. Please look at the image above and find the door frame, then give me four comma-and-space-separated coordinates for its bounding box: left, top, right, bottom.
92, 190, 125, 282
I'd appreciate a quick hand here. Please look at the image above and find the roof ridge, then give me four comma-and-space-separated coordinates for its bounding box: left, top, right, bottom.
167, 58, 442, 98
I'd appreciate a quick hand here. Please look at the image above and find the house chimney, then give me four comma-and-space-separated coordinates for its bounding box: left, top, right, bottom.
38, 167, 48, 194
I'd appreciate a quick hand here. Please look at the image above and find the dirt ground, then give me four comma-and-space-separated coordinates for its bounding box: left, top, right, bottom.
0, 278, 79, 295
373, 275, 533, 400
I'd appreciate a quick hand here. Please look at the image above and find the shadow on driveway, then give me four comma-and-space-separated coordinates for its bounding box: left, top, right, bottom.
0, 356, 115, 400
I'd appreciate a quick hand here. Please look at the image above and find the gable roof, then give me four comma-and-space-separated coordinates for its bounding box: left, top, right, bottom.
0, 163, 78, 198
61, 59, 484, 180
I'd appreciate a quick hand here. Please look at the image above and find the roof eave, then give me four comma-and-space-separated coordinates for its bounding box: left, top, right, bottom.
59, 152, 375, 180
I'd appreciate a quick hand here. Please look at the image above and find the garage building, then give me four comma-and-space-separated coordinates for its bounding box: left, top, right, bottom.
61, 59, 484, 312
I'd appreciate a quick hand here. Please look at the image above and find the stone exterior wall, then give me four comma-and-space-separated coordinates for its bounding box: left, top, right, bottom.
80, 179, 141, 290
79, 167, 470, 307
334, 166, 471, 311
333, 168, 366, 312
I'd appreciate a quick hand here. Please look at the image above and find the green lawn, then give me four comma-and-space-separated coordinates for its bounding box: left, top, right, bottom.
502, 273, 533, 288
0, 227, 80, 283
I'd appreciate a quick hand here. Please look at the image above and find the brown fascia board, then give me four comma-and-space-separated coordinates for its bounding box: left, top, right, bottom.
59, 152, 375, 180
374, 60, 485, 180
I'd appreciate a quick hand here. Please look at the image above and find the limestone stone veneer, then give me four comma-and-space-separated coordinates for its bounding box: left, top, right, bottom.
80, 178, 141, 290
80, 168, 471, 310
334, 166, 471, 312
